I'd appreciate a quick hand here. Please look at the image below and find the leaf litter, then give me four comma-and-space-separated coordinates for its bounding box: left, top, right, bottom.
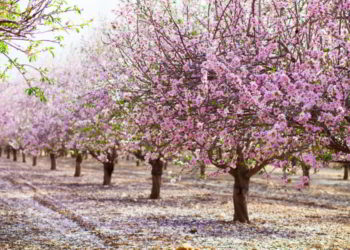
0, 156, 349, 249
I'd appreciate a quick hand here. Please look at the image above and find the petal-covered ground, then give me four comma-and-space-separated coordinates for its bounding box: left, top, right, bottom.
0, 156, 349, 249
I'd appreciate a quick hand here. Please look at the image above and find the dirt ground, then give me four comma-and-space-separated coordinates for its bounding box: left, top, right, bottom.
0, 155, 349, 249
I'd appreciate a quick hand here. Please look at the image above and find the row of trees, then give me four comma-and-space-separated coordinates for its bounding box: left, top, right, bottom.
1, 0, 350, 223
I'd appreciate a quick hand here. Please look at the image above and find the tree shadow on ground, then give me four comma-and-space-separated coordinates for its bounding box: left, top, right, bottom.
299, 213, 350, 225
118, 215, 306, 240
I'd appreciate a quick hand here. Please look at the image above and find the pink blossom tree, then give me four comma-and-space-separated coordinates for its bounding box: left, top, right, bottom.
110, 0, 350, 222
22, 84, 74, 170
67, 87, 126, 185
48, 27, 127, 183
0, 84, 47, 165
126, 107, 178, 199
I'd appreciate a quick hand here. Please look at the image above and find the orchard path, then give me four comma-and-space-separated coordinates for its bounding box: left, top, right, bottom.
0, 156, 349, 249
0, 158, 109, 249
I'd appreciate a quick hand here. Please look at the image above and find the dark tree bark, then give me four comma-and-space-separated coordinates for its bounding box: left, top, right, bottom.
0, 147, 2, 157
301, 163, 310, 186
344, 163, 349, 180
149, 158, 164, 199
126, 155, 130, 161
6, 146, 11, 159
200, 162, 206, 178
103, 161, 114, 185
225, 147, 252, 224
50, 153, 56, 170
226, 149, 301, 223
74, 153, 83, 177
32, 156, 37, 166
90, 148, 117, 185
22, 152, 26, 163
132, 150, 165, 199
231, 170, 250, 223
12, 148, 17, 162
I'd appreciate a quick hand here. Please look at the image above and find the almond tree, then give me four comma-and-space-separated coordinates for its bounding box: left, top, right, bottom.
52, 27, 127, 183
14, 80, 76, 170
110, 0, 348, 222
0, 84, 39, 162
68, 87, 126, 185
126, 108, 177, 199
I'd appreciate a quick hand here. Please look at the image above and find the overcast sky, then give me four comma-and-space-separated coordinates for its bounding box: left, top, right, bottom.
42, 0, 119, 63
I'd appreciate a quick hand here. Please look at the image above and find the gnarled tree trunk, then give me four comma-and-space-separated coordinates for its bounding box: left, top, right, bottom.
50, 153, 56, 170
22, 152, 26, 163
103, 161, 114, 185
74, 153, 83, 177
149, 158, 164, 199
12, 148, 17, 162
32, 156, 37, 166
344, 163, 349, 180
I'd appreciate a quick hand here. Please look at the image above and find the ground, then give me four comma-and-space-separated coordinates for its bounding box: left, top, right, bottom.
0, 155, 349, 249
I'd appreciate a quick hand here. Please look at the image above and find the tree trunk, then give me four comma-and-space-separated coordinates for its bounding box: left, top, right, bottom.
12, 148, 17, 162
6, 146, 10, 159
301, 164, 310, 186
149, 159, 164, 199
136, 160, 140, 166
103, 161, 114, 185
200, 163, 206, 178
344, 163, 349, 180
233, 173, 250, 223
126, 155, 130, 161
74, 153, 83, 177
0, 147, 2, 157
22, 152, 26, 163
32, 156, 37, 166
50, 153, 56, 170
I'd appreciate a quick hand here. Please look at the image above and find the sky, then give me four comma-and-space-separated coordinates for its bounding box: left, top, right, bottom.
41, 0, 119, 64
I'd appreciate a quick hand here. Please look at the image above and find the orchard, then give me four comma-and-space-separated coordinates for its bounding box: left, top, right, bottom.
0, 0, 349, 249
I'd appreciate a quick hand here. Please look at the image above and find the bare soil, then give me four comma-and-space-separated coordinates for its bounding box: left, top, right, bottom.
0, 156, 349, 249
